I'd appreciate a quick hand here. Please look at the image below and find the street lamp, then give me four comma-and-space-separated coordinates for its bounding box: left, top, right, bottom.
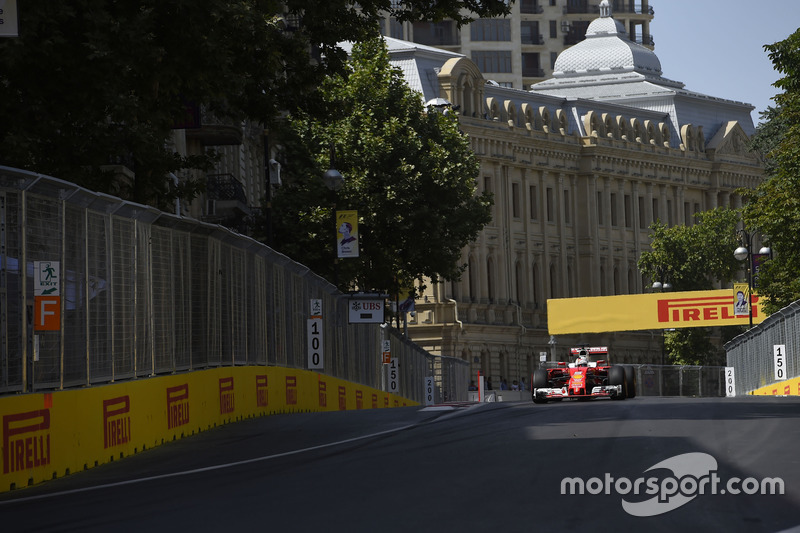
324, 147, 344, 289
734, 228, 770, 329
650, 268, 672, 366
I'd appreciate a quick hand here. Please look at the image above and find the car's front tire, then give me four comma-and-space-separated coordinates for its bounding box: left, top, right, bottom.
532, 368, 549, 404
609, 365, 627, 400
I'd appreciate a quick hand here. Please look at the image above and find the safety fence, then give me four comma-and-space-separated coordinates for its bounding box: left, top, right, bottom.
0, 166, 468, 404
631, 365, 727, 397
725, 300, 800, 394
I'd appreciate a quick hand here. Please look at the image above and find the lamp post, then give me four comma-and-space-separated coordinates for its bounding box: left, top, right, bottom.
733, 229, 770, 329
323, 147, 344, 290
651, 268, 672, 366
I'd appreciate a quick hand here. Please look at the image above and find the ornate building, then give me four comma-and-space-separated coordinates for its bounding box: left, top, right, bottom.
398, 3, 762, 380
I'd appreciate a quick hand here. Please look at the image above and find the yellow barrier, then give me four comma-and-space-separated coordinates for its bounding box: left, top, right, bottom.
0, 367, 415, 493
749, 376, 800, 396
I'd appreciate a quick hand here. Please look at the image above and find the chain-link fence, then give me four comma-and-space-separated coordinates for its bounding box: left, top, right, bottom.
0, 166, 468, 404
725, 300, 800, 394
633, 365, 727, 397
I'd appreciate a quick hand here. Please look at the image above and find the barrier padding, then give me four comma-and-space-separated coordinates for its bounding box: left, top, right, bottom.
0, 367, 415, 493
749, 376, 800, 396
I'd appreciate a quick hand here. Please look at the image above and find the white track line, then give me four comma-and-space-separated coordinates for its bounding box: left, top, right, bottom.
0, 423, 416, 505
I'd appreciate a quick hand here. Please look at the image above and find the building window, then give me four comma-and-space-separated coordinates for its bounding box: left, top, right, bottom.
564, 189, 571, 223
638, 196, 646, 229
667, 199, 673, 226
610, 193, 618, 226
471, 19, 511, 41
522, 53, 542, 77
484, 175, 492, 194
597, 191, 603, 225
529, 185, 538, 220
472, 51, 513, 73
684, 201, 691, 226
549, 20, 557, 39
652, 198, 659, 223
390, 19, 403, 39
551, 51, 558, 69
520, 21, 541, 44
519, 0, 541, 13
512, 182, 520, 218
546, 187, 554, 222
412, 21, 457, 46
624, 194, 632, 228
487, 257, 495, 303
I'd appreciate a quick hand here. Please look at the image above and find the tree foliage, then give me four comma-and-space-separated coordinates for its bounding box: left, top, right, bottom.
0, 0, 508, 209
742, 28, 800, 314
261, 38, 492, 295
638, 208, 743, 365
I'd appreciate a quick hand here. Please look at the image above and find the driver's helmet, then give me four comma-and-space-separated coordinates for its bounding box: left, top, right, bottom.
575, 350, 589, 366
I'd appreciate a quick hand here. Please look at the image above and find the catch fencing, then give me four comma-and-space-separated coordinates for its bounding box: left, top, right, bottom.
725, 300, 800, 394
0, 166, 468, 404
631, 365, 727, 397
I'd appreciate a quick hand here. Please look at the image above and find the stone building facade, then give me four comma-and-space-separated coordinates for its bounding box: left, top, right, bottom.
397, 4, 762, 382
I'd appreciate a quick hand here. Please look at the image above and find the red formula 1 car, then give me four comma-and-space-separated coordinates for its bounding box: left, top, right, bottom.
531, 347, 636, 403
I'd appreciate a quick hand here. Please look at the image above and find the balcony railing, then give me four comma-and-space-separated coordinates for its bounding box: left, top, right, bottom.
520, 0, 544, 14
521, 33, 545, 45
631, 33, 655, 46
206, 173, 248, 204
611, 2, 655, 15
522, 67, 545, 78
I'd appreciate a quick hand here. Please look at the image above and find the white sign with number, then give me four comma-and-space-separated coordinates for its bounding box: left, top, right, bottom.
425, 377, 434, 406
307, 318, 323, 370
774, 345, 787, 381
725, 367, 736, 397
539, 351, 547, 362
388, 358, 399, 394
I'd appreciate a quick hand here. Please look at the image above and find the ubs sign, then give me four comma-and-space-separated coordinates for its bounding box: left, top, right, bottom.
348, 298, 385, 324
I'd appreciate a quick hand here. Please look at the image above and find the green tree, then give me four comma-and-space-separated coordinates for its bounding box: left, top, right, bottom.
638, 207, 742, 365
262, 38, 492, 295
742, 28, 800, 314
0, 0, 509, 209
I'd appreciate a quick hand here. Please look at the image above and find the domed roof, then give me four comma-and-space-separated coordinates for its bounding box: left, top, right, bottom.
553, 1, 662, 77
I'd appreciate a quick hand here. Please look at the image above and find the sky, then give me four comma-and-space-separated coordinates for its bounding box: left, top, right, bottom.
649, 0, 799, 126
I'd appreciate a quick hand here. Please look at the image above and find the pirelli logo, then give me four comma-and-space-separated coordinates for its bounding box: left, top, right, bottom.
318, 380, 327, 408
103, 396, 131, 449
219, 377, 235, 415
657, 295, 759, 324
3, 410, 51, 474
166, 384, 190, 429
256, 375, 268, 407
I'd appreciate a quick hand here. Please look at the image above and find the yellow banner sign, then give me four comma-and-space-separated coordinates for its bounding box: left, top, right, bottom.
547, 289, 764, 335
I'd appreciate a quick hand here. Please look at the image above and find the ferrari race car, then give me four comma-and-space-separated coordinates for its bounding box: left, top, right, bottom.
531, 347, 636, 403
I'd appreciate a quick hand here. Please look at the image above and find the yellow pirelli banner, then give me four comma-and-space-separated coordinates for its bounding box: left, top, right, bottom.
548, 289, 765, 335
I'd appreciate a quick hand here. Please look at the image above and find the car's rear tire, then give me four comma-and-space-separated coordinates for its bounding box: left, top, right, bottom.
624, 365, 637, 399
609, 365, 627, 400
532, 368, 549, 404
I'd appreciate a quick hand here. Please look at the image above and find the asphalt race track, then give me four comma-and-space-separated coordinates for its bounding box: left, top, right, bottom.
1, 397, 799, 532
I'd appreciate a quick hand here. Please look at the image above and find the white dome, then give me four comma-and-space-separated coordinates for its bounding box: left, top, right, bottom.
553, 11, 662, 77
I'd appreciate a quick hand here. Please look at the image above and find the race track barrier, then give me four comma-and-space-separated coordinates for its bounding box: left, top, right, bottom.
726, 300, 800, 394
0, 366, 412, 492
0, 166, 468, 493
